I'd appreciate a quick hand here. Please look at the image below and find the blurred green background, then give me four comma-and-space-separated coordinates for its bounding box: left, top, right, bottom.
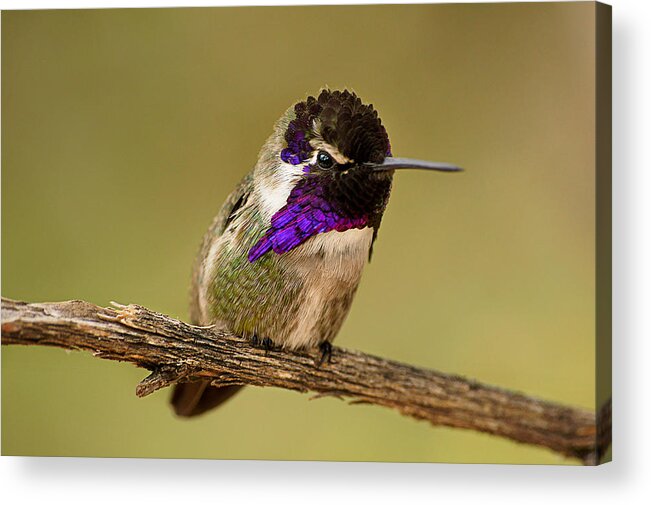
2, 3, 596, 464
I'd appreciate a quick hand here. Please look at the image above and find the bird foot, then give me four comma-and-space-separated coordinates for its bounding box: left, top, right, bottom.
262, 337, 275, 351
251, 334, 275, 352
317, 341, 333, 367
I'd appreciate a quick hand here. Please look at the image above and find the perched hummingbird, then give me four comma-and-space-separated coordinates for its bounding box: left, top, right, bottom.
171, 89, 461, 416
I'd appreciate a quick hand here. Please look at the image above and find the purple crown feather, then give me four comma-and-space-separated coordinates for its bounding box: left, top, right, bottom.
248, 178, 369, 263
281, 103, 322, 166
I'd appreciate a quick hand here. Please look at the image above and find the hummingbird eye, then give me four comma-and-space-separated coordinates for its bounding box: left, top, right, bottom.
316, 150, 335, 169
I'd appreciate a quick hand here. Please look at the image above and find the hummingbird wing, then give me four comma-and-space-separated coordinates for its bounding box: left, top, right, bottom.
176, 174, 255, 417
368, 227, 380, 262
189, 173, 253, 325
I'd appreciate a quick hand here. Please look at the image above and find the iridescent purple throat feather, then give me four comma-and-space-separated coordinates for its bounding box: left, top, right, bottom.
248, 176, 368, 262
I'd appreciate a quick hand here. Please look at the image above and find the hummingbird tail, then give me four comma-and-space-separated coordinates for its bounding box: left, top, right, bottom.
170, 381, 243, 417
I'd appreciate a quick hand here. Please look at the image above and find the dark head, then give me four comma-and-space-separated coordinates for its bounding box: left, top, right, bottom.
249, 89, 461, 262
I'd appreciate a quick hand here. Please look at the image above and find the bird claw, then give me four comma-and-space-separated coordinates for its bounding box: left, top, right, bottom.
250, 334, 275, 352
317, 341, 332, 367
262, 337, 275, 351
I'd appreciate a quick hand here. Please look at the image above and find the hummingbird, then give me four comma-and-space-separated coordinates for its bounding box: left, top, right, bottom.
171, 89, 461, 417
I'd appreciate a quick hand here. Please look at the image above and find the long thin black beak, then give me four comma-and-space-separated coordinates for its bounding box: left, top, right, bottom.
369, 156, 463, 173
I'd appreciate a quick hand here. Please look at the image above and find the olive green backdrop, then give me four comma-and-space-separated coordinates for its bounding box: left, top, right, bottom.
2, 2, 597, 464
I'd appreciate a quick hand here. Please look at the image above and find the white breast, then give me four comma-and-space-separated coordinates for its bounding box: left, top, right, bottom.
301, 227, 373, 258
282, 227, 374, 349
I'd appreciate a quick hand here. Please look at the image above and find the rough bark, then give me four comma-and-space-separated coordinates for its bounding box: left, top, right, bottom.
1, 297, 610, 464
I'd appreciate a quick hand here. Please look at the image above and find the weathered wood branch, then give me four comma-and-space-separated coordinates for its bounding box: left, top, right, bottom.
1, 297, 610, 464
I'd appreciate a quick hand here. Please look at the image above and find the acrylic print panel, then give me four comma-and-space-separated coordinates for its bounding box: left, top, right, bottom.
1, 2, 611, 464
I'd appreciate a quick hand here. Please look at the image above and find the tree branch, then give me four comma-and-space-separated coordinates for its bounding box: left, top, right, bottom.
1, 297, 610, 464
